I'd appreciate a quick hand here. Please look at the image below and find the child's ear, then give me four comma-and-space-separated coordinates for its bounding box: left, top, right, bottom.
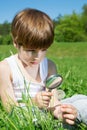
13, 41, 18, 48
11, 33, 18, 48
13, 39, 19, 49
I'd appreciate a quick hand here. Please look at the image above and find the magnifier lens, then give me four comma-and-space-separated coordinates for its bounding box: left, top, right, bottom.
46, 74, 63, 90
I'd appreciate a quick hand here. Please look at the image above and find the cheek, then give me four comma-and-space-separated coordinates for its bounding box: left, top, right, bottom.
24, 55, 32, 61
42, 52, 46, 57
39, 52, 46, 60
20, 52, 31, 61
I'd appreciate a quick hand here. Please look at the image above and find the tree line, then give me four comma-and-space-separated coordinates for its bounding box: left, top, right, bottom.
0, 4, 87, 45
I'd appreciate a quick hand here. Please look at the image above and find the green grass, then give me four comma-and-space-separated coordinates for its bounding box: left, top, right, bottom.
47, 42, 87, 96
0, 42, 87, 129
0, 45, 17, 60
47, 42, 87, 57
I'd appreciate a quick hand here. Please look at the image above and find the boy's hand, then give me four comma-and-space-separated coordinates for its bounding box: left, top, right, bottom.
61, 104, 77, 125
35, 91, 52, 108
53, 104, 77, 125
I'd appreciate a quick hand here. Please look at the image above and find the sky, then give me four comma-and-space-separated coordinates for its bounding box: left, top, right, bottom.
0, 0, 87, 23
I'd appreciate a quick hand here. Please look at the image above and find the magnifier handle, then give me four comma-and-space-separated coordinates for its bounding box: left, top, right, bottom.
46, 88, 52, 92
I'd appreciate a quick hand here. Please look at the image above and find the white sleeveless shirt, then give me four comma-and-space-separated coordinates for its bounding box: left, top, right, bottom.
6, 55, 48, 102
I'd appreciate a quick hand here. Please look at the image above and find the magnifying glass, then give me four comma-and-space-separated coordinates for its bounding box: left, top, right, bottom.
46, 74, 63, 90
46, 74, 65, 109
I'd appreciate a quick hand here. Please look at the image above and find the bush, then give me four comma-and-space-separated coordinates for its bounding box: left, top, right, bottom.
0, 35, 12, 45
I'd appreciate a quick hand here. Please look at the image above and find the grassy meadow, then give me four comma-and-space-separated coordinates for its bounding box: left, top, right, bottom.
0, 42, 87, 129
47, 42, 87, 96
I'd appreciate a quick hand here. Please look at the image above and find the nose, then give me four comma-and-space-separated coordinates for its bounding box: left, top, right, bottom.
32, 51, 40, 58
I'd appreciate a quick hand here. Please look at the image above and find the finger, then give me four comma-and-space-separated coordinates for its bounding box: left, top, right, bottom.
40, 100, 49, 108
41, 91, 52, 97
63, 113, 75, 120
61, 105, 76, 114
41, 92, 52, 101
65, 118, 75, 125
61, 107, 72, 114
42, 96, 51, 101
61, 104, 74, 109
43, 101, 49, 106
61, 107, 77, 120
40, 93, 50, 107
61, 104, 77, 112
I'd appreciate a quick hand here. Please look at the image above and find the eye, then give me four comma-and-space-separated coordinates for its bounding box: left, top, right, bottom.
30, 50, 36, 53
41, 49, 47, 51
25, 50, 36, 52
30, 50, 35, 52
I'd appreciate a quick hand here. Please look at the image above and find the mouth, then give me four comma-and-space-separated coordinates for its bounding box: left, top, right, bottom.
30, 61, 39, 65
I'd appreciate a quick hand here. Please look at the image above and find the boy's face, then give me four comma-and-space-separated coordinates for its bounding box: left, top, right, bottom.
18, 46, 47, 66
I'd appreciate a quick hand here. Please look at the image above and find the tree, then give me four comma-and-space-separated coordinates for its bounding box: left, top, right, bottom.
54, 12, 87, 42
0, 21, 11, 36
2, 34, 12, 45
81, 4, 87, 33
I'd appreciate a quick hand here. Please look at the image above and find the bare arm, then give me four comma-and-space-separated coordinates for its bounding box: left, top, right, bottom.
48, 59, 57, 77
0, 60, 18, 111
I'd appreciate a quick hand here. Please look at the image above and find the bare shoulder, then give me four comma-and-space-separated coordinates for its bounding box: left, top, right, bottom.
0, 59, 10, 73
0, 59, 12, 95
48, 59, 57, 76
0, 60, 17, 109
0, 59, 11, 81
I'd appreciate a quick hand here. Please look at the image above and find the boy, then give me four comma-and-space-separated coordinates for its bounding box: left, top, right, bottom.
0, 8, 86, 126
